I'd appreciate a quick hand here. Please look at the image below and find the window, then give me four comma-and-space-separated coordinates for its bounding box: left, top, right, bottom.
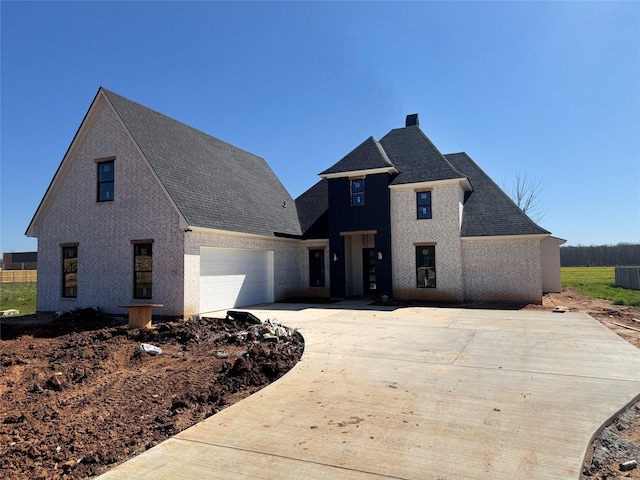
309, 249, 325, 287
417, 191, 432, 219
133, 243, 153, 299
97, 160, 114, 202
62, 246, 78, 298
351, 178, 365, 206
416, 245, 436, 288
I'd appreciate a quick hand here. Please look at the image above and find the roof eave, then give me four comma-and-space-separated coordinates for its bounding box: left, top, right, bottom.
319, 166, 398, 180
461, 233, 550, 241
389, 177, 472, 191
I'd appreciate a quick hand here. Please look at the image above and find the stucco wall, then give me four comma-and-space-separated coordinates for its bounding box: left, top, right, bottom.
390, 182, 464, 301
183, 230, 306, 317
461, 237, 543, 303
541, 236, 563, 293
34, 97, 185, 316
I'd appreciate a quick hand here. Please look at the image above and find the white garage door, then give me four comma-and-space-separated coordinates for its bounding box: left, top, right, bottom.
199, 247, 273, 313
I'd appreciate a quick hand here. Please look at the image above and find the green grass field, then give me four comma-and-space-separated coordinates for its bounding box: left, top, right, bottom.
0, 282, 37, 316
561, 266, 640, 309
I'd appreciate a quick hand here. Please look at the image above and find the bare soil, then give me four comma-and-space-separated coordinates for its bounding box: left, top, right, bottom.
0, 313, 304, 479
1, 289, 638, 479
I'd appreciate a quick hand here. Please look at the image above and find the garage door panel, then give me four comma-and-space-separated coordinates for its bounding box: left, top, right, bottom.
199, 248, 272, 313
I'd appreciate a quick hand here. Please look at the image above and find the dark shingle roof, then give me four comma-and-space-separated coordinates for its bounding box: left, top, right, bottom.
445, 152, 550, 237
102, 89, 301, 237
295, 179, 328, 239
319, 137, 394, 175
380, 126, 467, 185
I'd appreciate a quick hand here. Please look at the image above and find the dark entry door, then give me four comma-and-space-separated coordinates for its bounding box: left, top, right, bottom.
363, 248, 377, 295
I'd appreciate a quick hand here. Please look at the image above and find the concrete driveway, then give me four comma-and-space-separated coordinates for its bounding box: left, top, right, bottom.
98, 301, 640, 479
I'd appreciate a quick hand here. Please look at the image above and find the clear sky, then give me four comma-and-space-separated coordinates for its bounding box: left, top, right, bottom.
2, 1, 639, 253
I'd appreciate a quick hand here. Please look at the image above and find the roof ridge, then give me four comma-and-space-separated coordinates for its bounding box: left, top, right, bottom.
411, 127, 467, 179
374, 139, 395, 169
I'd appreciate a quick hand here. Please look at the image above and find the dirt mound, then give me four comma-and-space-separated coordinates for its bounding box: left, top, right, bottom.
0, 314, 304, 479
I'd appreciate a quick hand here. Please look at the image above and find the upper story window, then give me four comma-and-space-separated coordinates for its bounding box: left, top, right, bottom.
62, 245, 78, 298
97, 159, 114, 202
417, 191, 432, 219
351, 178, 365, 206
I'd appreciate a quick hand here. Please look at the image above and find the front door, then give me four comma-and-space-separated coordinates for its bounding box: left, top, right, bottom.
363, 248, 377, 295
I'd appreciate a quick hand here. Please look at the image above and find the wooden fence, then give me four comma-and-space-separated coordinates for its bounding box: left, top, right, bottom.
615, 267, 640, 291
0, 270, 37, 283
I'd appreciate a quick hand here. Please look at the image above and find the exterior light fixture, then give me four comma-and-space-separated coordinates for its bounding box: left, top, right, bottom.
332, 252, 338, 262
377, 250, 383, 260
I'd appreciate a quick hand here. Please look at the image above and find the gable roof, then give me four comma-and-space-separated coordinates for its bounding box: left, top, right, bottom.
28, 88, 301, 238
319, 137, 396, 177
445, 152, 550, 237
102, 89, 301, 237
380, 126, 468, 185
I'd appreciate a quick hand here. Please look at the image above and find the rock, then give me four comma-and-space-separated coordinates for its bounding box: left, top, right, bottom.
45, 375, 66, 391
61, 460, 76, 472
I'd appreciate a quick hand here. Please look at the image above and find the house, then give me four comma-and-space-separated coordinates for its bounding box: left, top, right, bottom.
2, 251, 37, 270
297, 113, 554, 304
26, 88, 560, 318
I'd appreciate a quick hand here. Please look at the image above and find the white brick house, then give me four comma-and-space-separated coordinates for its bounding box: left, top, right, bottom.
27, 89, 560, 318
26, 88, 317, 318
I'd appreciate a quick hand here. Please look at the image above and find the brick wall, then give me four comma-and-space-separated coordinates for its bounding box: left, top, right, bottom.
461, 237, 542, 303
33, 97, 185, 316
390, 182, 464, 301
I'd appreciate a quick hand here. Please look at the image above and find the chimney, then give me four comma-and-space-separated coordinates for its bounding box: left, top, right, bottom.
405, 113, 419, 127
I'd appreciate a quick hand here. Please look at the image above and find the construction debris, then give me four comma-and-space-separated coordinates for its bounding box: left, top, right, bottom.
226, 310, 261, 324
619, 459, 637, 471
226, 311, 294, 343
138, 343, 163, 355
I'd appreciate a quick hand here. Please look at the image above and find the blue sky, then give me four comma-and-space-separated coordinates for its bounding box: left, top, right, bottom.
2, 1, 638, 252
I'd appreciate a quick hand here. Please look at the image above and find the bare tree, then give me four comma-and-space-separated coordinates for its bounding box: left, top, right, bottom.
503, 170, 548, 224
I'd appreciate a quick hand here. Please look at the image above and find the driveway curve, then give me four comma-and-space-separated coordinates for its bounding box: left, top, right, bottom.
98, 301, 640, 479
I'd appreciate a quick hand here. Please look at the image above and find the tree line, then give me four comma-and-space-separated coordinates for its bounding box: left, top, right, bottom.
560, 243, 640, 267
